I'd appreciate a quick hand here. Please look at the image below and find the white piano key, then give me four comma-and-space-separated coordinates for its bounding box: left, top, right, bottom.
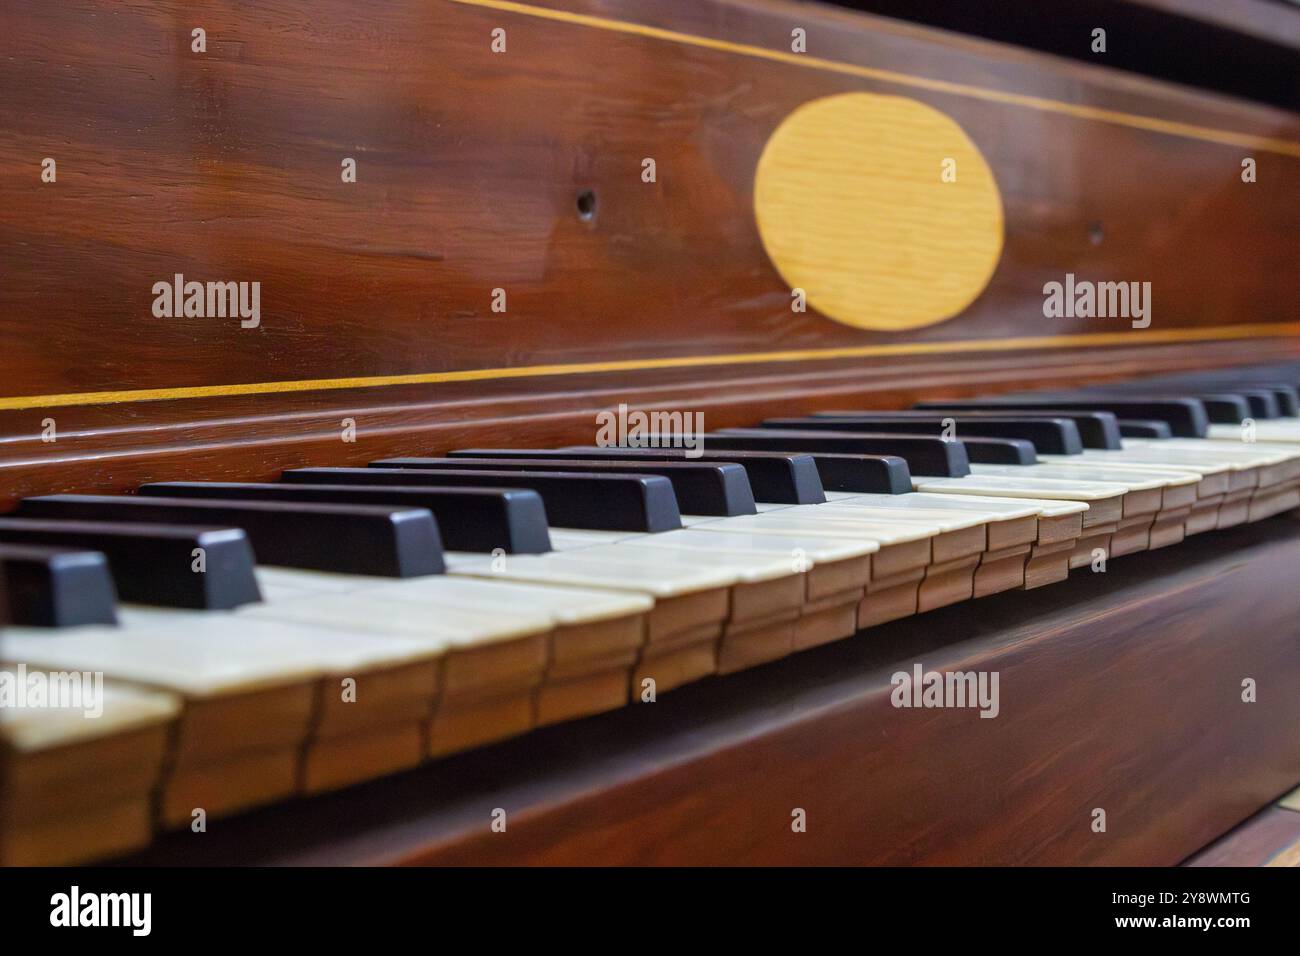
2, 613, 439, 699
545, 528, 640, 550
914, 474, 1124, 501
1037, 452, 1229, 479
821, 491, 1042, 520
353, 574, 653, 626
253, 565, 373, 602
545, 526, 879, 563
698, 512, 940, 544
1208, 420, 1300, 442
771, 502, 990, 532
239, 593, 553, 651
254, 563, 652, 625
538, 541, 800, 584
444, 551, 736, 597
654, 528, 877, 561
1140, 438, 1300, 469
0, 672, 180, 752
969, 463, 1196, 491
912, 493, 1088, 518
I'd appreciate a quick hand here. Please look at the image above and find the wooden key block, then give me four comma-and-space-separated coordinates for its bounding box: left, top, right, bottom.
536, 667, 633, 726
1037, 511, 1084, 544
428, 689, 536, 758
857, 582, 919, 629
918, 555, 979, 612
793, 597, 860, 651
729, 573, 805, 623
871, 539, 932, 579
160, 746, 301, 828
1184, 496, 1224, 535
1, 797, 154, 868
805, 555, 871, 603
1024, 540, 1075, 589
1110, 516, 1154, 556
718, 612, 799, 673
303, 720, 425, 794
633, 625, 720, 695
930, 524, 987, 563
973, 545, 1030, 597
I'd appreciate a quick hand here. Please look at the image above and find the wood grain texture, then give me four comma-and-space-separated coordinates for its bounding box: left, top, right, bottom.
0, 0, 1297, 468
116, 518, 1300, 866
832, 0, 1300, 109
753, 91, 1004, 331
1184, 806, 1300, 867
0, 1, 1294, 390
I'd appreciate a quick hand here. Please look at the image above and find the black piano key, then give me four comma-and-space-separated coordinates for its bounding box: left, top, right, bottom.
1192, 393, 1259, 422
1240, 385, 1298, 416
1095, 380, 1282, 418
914, 397, 1210, 438
1125, 368, 1300, 415
740, 425, 1036, 467
377, 456, 755, 517
1232, 385, 1297, 416
897, 407, 1123, 450
1212, 390, 1278, 419
16, 496, 442, 578
0, 518, 261, 609
286, 467, 682, 533
1118, 420, 1174, 439
1066, 390, 1250, 423
0, 543, 118, 628
704, 429, 971, 477
749, 425, 1035, 467
773, 414, 1084, 455
547, 447, 831, 504
1040, 391, 1250, 425
139, 482, 552, 554
779, 453, 912, 493
634, 442, 909, 494
1072, 392, 1249, 425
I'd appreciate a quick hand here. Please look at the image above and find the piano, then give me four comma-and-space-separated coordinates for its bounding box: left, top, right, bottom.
2, 0, 1299, 868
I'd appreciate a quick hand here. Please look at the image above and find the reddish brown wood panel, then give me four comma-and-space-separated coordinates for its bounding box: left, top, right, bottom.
2, 0, 1297, 498
119, 519, 1300, 866
1, 339, 1296, 505
2, 3, 1298, 399
1184, 806, 1300, 866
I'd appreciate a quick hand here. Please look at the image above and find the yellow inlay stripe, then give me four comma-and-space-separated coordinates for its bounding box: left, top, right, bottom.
446, 0, 1300, 158
2, 324, 1297, 411
3, 2, 1295, 414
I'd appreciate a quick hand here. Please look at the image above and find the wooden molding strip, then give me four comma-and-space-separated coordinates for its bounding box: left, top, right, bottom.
2, 323, 1298, 412
447, 0, 1300, 156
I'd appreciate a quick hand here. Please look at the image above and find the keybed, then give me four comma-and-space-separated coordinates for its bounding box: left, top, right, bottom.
5, 361, 1300, 864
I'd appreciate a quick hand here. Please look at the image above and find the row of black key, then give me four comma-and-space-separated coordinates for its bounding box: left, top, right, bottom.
9, 361, 1298, 624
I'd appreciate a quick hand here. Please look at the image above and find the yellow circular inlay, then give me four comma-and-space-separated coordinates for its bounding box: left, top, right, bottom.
754, 92, 1004, 332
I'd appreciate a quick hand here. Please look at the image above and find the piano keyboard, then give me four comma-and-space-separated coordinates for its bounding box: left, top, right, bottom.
5, 362, 1300, 865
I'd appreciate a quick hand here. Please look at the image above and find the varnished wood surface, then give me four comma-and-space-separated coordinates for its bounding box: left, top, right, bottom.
1185, 806, 1300, 867
117, 518, 1300, 866
1, 340, 1295, 505
0, 0, 1296, 502
1, 0, 1298, 475
834, 1, 1300, 109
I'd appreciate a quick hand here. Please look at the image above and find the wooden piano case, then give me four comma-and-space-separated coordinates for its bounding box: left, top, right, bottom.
2, 0, 1299, 864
